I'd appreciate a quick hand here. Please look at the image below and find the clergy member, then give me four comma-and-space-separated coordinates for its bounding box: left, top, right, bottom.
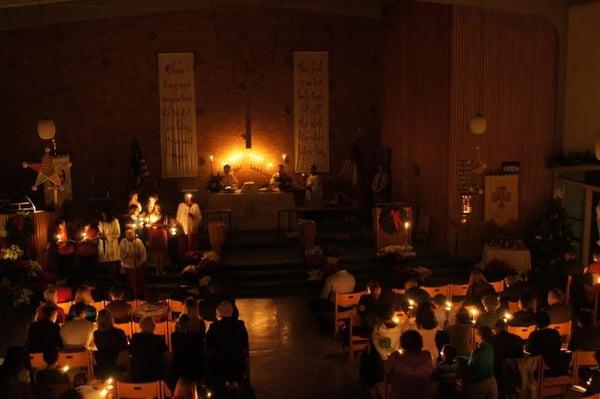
270, 164, 293, 191
220, 164, 239, 190
176, 191, 202, 251
119, 228, 147, 299
305, 164, 322, 208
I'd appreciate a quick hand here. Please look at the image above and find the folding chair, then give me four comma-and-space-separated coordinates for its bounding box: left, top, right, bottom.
572, 350, 598, 385
449, 283, 469, 302
167, 320, 177, 350
56, 301, 72, 315
490, 280, 504, 293
549, 320, 572, 346
127, 300, 138, 313
334, 292, 363, 338
115, 321, 134, 340
91, 301, 105, 313
115, 380, 161, 399
29, 352, 46, 369
168, 299, 184, 319
422, 285, 450, 299
348, 313, 369, 358
57, 350, 93, 380
34, 383, 70, 399
540, 357, 576, 398
507, 325, 536, 340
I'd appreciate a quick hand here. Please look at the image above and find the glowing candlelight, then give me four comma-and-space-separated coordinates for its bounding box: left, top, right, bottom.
503, 312, 513, 322
408, 299, 415, 310
445, 301, 452, 311
106, 377, 113, 385
169, 227, 177, 236
207, 391, 212, 398
99, 388, 108, 398
282, 154, 287, 161
392, 316, 400, 324
404, 221, 410, 230
398, 349, 404, 355
62, 365, 69, 373
469, 308, 479, 322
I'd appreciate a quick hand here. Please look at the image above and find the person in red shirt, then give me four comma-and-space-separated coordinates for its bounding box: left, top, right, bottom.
34, 287, 66, 324
54, 219, 75, 282
77, 220, 98, 283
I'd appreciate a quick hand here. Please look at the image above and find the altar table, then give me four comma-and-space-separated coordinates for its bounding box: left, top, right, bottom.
206, 191, 296, 231
480, 243, 532, 274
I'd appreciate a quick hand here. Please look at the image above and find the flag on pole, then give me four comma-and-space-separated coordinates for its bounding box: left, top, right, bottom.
129, 138, 151, 191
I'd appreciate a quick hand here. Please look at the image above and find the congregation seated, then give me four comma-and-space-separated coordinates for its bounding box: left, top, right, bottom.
93, 309, 128, 378
403, 277, 431, 304
544, 287, 572, 324
525, 311, 568, 376
372, 304, 404, 360
67, 286, 97, 323
0, 346, 31, 385
35, 349, 70, 386
414, 302, 440, 360
475, 294, 501, 329
464, 269, 496, 307
444, 307, 473, 357
27, 305, 63, 354
35, 286, 66, 324
569, 315, 600, 351
358, 280, 384, 331
134, 287, 170, 322
129, 316, 168, 382
205, 301, 249, 388
467, 326, 497, 398
383, 330, 433, 398
431, 344, 460, 398
60, 302, 95, 351
509, 292, 536, 327
104, 285, 132, 323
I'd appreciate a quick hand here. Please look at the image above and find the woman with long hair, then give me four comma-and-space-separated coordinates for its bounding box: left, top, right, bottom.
93, 309, 128, 378
68, 286, 97, 322
465, 269, 495, 307
415, 302, 440, 360
172, 314, 205, 385
182, 297, 206, 335
147, 202, 168, 276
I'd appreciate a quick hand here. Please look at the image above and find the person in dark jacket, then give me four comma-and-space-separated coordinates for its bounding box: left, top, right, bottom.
104, 286, 133, 324
129, 316, 168, 382
464, 269, 496, 307
525, 312, 568, 376
93, 310, 128, 378
35, 349, 70, 385
404, 278, 432, 304
569, 316, 600, 351
509, 293, 536, 327
206, 301, 249, 386
26, 306, 63, 354
171, 314, 205, 383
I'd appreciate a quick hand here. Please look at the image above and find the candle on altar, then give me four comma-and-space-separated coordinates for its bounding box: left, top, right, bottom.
209, 155, 214, 173
469, 308, 479, 323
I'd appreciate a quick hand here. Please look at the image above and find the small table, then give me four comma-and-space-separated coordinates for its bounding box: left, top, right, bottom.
480, 243, 532, 274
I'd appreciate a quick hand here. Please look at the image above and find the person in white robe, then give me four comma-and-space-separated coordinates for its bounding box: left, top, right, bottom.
176, 192, 202, 251
304, 164, 322, 208
97, 209, 121, 279
220, 164, 239, 190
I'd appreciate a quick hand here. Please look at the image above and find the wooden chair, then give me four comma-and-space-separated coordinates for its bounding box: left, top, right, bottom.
168, 299, 184, 318
334, 292, 363, 338
507, 325, 536, 340
348, 313, 369, 357
115, 380, 161, 399
422, 285, 450, 299
572, 350, 598, 385
540, 360, 576, 398
507, 300, 519, 313
91, 301, 105, 313
490, 280, 504, 293
29, 352, 46, 369
549, 320, 572, 345
58, 350, 93, 380
449, 283, 469, 301
115, 321, 134, 339
167, 320, 177, 350
56, 301, 71, 315
161, 381, 172, 399
34, 383, 70, 399
127, 300, 138, 313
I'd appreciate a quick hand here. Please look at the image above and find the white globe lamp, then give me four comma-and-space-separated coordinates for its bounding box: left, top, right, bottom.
37, 119, 56, 140
470, 114, 487, 135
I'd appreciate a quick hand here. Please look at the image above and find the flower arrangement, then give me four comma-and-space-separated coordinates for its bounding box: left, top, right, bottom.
1, 245, 24, 261
376, 244, 415, 258
201, 251, 221, 264
0, 244, 43, 313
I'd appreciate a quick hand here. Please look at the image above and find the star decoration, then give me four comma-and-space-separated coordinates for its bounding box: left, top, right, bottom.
23, 147, 71, 191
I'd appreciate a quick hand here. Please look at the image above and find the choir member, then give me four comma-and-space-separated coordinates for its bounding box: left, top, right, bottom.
119, 228, 147, 299
98, 209, 121, 280
77, 220, 98, 283
304, 164, 322, 208
128, 191, 142, 214
54, 219, 75, 282
147, 202, 168, 276
269, 164, 293, 191
220, 164, 239, 190
176, 192, 202, 251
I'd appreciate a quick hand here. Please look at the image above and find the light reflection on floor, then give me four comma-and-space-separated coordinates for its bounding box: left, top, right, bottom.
236, 297, 369, 399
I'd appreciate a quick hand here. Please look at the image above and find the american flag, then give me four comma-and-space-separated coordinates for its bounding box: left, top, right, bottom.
129, 138, 151, 191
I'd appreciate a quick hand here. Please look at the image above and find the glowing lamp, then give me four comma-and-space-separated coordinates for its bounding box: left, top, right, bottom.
404, 221, 410, 230
62, 365, 69, 373
503, 312, 513, 322
37, 119, 56, 140
169, 227, 178, 236
207, 391, 212, 398
392, 316, 400, 324
445, 301, 452, 311
470, 114, 487, 134
209, 155, 214, 162
408, 299, 415, 310
99, 388, 108, 398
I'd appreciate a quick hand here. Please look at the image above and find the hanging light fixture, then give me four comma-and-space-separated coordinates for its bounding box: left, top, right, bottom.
36, 0, 57, 148
470, 0, 487, 135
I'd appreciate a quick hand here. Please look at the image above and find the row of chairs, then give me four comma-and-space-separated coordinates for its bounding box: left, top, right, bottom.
507, 320, 572, 344
55, 299, 186, 321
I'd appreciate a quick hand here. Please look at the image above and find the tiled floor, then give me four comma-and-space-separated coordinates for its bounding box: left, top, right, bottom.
238, 297, 370, 399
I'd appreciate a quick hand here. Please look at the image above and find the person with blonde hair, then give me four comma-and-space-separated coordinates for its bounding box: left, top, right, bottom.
129, 316, 168, 382
182, 297, 206, 334
93, 309, 127, 378
68, 286, 97, 322
35, 286, 66, 324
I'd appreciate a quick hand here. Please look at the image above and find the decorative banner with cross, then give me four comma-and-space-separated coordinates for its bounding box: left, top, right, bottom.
484, 174, 519, 226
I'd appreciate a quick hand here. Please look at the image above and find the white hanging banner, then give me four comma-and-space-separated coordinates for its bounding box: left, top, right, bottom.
294, 51, 329, 173
158, 52, 199, 177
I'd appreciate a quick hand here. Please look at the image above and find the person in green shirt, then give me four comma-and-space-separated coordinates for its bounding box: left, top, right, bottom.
467, 326, 497, 399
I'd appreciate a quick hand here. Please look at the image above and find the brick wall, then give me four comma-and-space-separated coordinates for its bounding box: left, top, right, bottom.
0, 9, 382, 214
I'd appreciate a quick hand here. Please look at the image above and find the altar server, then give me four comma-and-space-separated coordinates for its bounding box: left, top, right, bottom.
120, 228, 147, 299
220, 164, 239, 190
270, 164, 293, 191
305, 164, 322, 208
176, 191, 202, 251
98, 209, 121, 280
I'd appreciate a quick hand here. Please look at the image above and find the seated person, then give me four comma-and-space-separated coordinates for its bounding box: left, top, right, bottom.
464, 269, 496, 307
104, 286, 133, 323
525, 311, 568, 376
60, 302, 95, 351
492, 319, 524, 374
445, 307, 473, 357
0, 346, 31, 385
544, 288, 572, 324
309, 263, 356, 330
358, 280, 384, 330
93, 310, 128, 378
467, 326, 497, 399
67, 286, 97, 322
475, 295, 501, 328
35, 286, 66, 324
500, 274, 528, 303
404, 278, 431, 304
432, 294, 450, 329
569, 316, 600, 351
431, 344, 460, 398
509, 292, 536, 327
220, 164, 238, 190
134, 287, 170, 322
35, 348, 70, 385
129, 316, 168, 382
269, 164, 293, 190
171, 314, 205, 383
384, 330, 433, 398
26, 305, 63, 354
372, 303, 404, 360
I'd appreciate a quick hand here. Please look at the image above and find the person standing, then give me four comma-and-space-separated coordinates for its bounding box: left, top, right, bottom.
220, 164, 239, 189
128, 191, 143, 214
54, 219, 75, 282
119, 228, 147, 299
467, 326, 497, 399
176, 192, 202, 251
147, 202, 168, 276
270, 164, 293, 191
98, 209, 121, 280
77, 220, 98, 283
304, 164, 322, 208
371, 162, 390, 204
